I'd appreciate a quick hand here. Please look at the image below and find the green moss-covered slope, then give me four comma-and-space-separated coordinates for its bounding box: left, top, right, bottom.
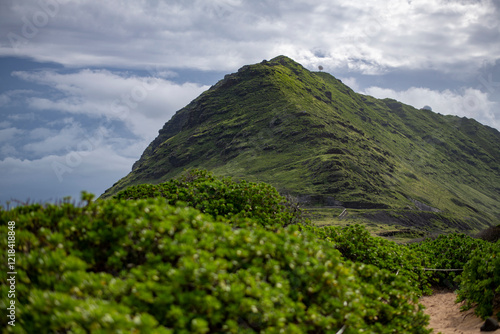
101, 56, 500, 229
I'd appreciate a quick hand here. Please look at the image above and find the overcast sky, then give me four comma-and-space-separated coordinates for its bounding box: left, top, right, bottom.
1, 0, 499, 205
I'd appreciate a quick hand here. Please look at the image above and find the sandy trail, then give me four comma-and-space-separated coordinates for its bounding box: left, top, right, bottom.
420, 289, 487, 334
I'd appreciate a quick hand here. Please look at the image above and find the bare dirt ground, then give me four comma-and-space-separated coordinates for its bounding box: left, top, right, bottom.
420, 289, 489, 334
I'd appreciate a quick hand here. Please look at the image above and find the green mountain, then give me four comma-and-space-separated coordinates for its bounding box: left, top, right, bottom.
102, 56, 500, 231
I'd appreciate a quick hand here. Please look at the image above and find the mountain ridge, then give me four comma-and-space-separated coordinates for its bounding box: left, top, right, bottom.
102, 55, 500, 230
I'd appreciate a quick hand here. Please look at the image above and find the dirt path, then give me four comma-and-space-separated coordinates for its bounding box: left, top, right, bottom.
420, 289, 486, 333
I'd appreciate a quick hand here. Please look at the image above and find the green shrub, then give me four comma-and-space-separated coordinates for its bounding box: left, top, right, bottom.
0, 195, 430, 333
409, 233, 500, 319
409, 233, 486, 287
115, 169, 305, 229
308, 224, 432, 295
456, 241, 500, 319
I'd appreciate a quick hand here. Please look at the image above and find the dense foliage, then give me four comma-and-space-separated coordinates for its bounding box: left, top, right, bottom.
309, 224, 432, 295
2, 171, 498, 331
0, 195, 431, 333
456, 240, 500, 319
408, 233, 500, 319
309, 226, 500, 319
409, 234, 485, 287
115, 169, 305, 229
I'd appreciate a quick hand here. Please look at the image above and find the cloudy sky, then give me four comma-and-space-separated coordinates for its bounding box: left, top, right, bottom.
1, 0, 499, 205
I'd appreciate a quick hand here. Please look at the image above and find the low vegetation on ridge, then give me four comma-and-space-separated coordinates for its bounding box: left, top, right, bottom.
2, 170, 498, 333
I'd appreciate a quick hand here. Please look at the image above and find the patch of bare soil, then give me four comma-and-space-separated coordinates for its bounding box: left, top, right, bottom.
420, 289, 490, 334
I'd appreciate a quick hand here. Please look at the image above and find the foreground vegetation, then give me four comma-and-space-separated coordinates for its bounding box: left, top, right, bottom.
1, 171, 498, 333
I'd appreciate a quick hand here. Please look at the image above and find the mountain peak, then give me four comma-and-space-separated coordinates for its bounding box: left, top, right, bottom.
215, 54, 312, 88
102, 56, 500, 231
267, 55, 302, 66
269, 54, 293, 62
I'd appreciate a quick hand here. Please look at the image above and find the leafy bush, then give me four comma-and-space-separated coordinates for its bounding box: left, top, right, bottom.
456, 241, 500, 319
0, 195, 430, 333
409, 233, 500, 319
115, 169, 305, 229
308, 224, 432, 295
409, 233, 485, 287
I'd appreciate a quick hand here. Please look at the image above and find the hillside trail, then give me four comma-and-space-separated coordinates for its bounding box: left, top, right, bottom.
420, 289, 490, 333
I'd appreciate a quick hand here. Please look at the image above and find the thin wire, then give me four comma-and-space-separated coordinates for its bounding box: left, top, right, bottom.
423, 268, 463, 272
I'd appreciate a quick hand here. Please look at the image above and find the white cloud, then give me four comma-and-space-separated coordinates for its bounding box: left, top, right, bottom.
363, 86, 500, 129
28, 127, 56, 140
23, 122, 85, 155
0, 121, 12, 129
0, 0, 498, 75
0, 89, 35, 107
0, 67, 209, 202
339, 77, 360, 92
0, 93, 10, 107
12, 69, 209, 141
0, 127, 24, 142
0, 144, 17, 158
7, 112, 36, 121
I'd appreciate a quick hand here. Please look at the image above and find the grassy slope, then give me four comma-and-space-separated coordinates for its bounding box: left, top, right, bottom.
101, 56, 500, 232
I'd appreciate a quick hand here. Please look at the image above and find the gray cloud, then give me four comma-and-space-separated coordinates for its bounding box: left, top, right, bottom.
0, 65, 209, 203
0, 127, 24, 142
1, 0, 498, 75
11, 68, 209, 140
363, 85, 499, 130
